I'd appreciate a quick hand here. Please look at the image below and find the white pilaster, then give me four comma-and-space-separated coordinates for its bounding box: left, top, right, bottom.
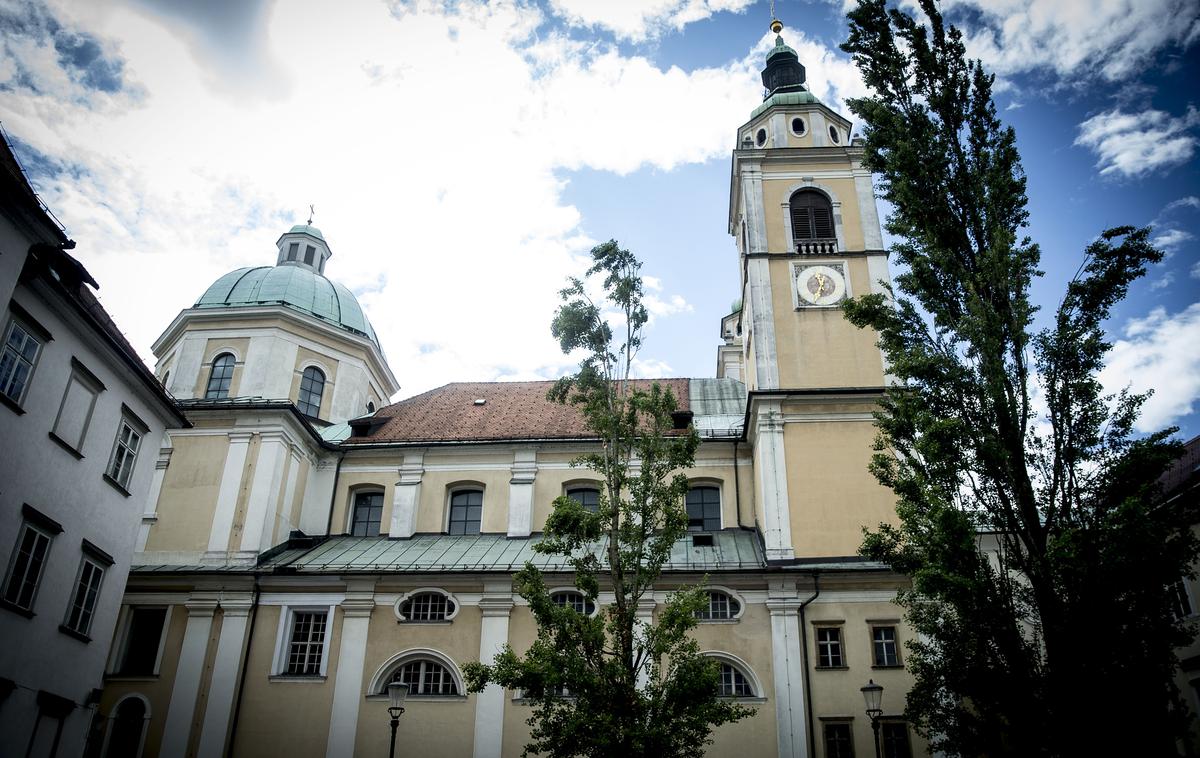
160, 595, 219, 758
754, 401, 794, 559
196, 595, 254, 758
767, 585, 809, 758
389, 452, 425, 538
746, 258, 779, 390
741, 161, 767, 254
278, 444, 303, 532
635, 598, 656, 689
325, 583, 376, 758
472, 585, 514, 758
206, 432, 253, 556
855, 172, 885, 251
507, 449, 537, 538
137, 437, 173, 551
866, 253, 898, 386
239, 431, 288, 554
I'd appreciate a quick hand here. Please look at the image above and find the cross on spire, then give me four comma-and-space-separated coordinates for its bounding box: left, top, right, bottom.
307, 204, 315, 225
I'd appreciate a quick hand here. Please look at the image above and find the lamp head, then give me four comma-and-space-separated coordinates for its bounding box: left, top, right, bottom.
388, 681, 409, 710
860, 679, 883, 717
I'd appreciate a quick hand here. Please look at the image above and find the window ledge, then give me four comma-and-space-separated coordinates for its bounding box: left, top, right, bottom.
58, 625, 92, 643
105, 674, 159, 682
0, 392, 25, 416
720, 696, 768, 704
871, 664, 904, 670
365, 694, 467, 703
815, 666, 849, 671
102, 473, 132, 498
396, 620, 453, 625
48, 432, 84, 459
269, 675, 327, 683
0, 598, 35, 618
695, 619, 741, 624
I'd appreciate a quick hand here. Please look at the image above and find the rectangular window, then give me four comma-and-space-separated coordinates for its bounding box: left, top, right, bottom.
287, 242, 299, 261
881, 722, 912, 758
685, 486, 721, 531
351, 492, 383, 537
304, 246, 316, 265
2, 519, 55, 613
285, 610, 328, 675
50, 361, 104, 454
823, 722, 855, 758
0, 316, 43, 406
106, 417, 144, 490
872, 625, 900, 667
1171, 579, 1194, 619
448, 490, 482, 535
816, 626, 844, 668
113, 606, 168, 675
62, 557, 105, 637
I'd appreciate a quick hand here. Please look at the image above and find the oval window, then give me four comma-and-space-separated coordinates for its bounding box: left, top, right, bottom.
755, 128, 767, 147
695, 590, 741, 620
828, 125, 840, 143
791, 117, 806, 135
551, 590, 596, 616
399, 591, 456, 622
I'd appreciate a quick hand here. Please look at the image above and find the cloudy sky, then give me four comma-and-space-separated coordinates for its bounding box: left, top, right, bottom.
2, 0, 1199, 438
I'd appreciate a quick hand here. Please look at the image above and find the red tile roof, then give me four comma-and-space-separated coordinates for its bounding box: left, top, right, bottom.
344, 378, 691, 444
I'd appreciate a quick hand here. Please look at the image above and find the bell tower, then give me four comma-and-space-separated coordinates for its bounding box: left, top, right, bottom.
729, 20, 897, 561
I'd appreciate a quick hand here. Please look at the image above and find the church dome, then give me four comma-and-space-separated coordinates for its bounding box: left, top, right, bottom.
195, 265, 379, 345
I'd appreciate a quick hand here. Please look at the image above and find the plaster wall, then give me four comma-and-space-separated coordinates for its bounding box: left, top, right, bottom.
144, 434, 232, 553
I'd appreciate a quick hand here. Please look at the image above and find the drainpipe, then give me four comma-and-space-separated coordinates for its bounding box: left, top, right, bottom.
225, 576, 260, 758
798, 572, 821, 758
323, 451, 346, 536
732, 439, 743, 527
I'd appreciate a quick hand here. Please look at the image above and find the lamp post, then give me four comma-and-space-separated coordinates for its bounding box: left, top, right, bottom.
386, 682, 409, 758
860, 679, 883, 758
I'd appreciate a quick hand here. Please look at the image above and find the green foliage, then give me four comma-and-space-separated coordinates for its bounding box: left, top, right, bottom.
463, 240, 752, 757
841, 2, 1198, 755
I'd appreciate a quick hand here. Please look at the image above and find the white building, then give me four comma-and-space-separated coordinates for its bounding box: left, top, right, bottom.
0, 133, 187, 758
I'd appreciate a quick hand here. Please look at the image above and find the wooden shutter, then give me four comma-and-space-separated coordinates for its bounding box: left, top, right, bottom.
789, 191, 834, 242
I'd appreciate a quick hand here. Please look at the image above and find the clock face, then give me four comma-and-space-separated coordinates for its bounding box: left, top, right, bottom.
795, 264, 847, 306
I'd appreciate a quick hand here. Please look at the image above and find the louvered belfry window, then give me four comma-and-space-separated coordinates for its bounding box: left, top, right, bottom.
789, 190, 835, 243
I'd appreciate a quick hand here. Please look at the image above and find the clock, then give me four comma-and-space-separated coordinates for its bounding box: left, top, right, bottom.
795, 264, 847, 307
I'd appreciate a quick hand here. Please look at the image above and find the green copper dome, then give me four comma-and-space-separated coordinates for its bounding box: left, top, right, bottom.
195, 265, 379, 345
288, 224, 325, 240
766, 36, 797, 62
749, 90, 821, 120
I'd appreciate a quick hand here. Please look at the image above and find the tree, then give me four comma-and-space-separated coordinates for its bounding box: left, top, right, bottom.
463, 240, 752, 757
838, 1, 1199, 755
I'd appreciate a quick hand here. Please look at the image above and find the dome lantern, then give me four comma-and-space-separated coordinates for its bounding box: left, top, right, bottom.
276, 223, 332, 274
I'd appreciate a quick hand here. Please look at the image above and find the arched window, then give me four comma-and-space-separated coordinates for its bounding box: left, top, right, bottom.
104, 696, 148, 757
448, 489, 482, 535
204, 353, 235, 399
717, 662, 754, 697
350, 491, 383, 536
297, 366, 325, 417
789, 189, 835, 247
686, 486, 721, 532
566, 487, 600, 513
398, 591, 457, 622
695, 589, 741, 621
551, 590, 596, 616
385, 659, 459, 696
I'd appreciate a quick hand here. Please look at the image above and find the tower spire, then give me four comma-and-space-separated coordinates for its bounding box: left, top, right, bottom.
760, 15, 806, 100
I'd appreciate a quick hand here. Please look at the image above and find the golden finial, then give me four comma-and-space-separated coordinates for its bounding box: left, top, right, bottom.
770, 18, 783, 34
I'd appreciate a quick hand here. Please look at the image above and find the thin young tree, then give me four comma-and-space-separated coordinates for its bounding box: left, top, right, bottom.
463, 240, 752, 757
839, 1, 1198, 755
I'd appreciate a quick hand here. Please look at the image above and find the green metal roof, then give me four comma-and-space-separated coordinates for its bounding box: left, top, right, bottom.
766, 36, 797, 61
288, 224, 325, 240
749, 89, 821, 120
195, 265, 379, 345
247, 530, 766, 573
689, 378, 746, 438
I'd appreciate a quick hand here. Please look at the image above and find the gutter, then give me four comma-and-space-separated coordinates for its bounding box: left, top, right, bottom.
324, 451, 346, 536
797, 572, 821, 758
225, 577, 260, 758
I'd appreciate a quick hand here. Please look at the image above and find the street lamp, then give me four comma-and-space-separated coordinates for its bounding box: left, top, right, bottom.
861, 679, 883, 758
386, 682, 409, 758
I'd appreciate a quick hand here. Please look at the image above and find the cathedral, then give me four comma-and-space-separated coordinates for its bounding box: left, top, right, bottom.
93, 31, 925, 758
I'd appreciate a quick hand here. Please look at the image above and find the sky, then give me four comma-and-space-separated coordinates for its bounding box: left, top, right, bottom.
1, 0, 1198, 439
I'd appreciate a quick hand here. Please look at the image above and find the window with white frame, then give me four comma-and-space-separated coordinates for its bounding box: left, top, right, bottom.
398, 591, 456, 622
106, 413, 145, 491
551, 590, 596, 615
111, 606, 169, 676
104, 696, 149, 758
62, 551, 108, 638
385, 658, 459, 696
695, 589, 741, 621
283, 609, 329, 676
716, 662, 755, 697
872, 625, 900, 667
2, 507, 61, 613
816, 626, 844, 668
297, 366, 325, 418
0, 314, 44, 407
205, 353, 235, 399
50, 360, 103, 454
350, 491, 383, 537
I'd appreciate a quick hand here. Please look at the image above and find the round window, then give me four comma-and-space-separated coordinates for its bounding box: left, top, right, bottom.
755, 128, 767, 147
791, 117, 806, 136
828, 125, 840, 143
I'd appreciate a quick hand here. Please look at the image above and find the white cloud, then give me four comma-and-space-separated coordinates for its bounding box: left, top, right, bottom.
1100, 303, 1200, 432
4, 0, 843, 400
1152, 228, 1195, 254
1164, 196, 1200, 214
548, 0, 755, 42
1149, 271, 1175, 290
1074, 106, 1200, 178
939, 0, 1200, 83
1191, 260, 1200, 280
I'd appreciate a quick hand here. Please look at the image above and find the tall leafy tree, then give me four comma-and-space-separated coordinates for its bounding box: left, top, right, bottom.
839, 1, 1198, 755
463, 241, 751, 757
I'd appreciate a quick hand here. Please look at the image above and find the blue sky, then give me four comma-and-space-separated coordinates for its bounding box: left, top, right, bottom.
2, 0, 1198, 438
